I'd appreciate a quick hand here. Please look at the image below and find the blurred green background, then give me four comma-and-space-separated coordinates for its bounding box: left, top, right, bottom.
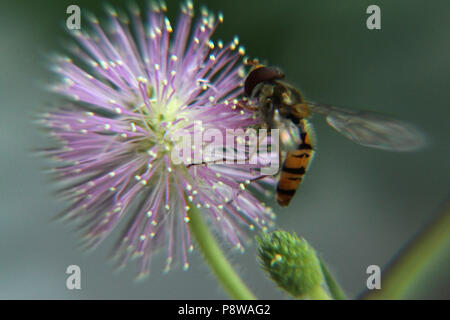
0, 0, 448, 299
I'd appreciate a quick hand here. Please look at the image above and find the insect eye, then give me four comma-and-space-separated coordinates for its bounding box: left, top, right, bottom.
244, 66, 285, 96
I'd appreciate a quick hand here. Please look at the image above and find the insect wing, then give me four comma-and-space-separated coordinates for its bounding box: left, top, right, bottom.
308, 103, 426, 151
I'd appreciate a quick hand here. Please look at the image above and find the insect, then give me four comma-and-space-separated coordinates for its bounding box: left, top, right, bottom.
242, 63, 426, 206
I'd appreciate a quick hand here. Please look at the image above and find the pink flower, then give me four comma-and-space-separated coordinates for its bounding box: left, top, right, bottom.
41, 1, 275, 278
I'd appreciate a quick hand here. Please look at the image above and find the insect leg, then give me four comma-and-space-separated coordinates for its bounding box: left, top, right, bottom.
235, 99, 259, 112
290, 103, 311, 119
186, 157, 246, 168
225, 174, 271, 206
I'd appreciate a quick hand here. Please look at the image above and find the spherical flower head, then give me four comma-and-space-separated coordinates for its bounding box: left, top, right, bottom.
257, 231, 324, 298
40, 1, 276, 278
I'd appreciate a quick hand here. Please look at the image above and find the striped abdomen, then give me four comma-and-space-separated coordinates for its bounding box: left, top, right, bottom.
276, 119, 314, 206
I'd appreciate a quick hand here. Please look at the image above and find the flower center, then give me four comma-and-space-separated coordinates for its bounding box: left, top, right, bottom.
132, 94, 190, 159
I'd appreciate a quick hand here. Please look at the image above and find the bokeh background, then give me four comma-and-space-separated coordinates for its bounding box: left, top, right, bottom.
0, 0, 448, 299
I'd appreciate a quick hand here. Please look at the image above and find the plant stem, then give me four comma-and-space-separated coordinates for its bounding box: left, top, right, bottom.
305, 285, 331, 300
320, 258, 347, 300
362, 200, 450, 299
187, 203, 257, 300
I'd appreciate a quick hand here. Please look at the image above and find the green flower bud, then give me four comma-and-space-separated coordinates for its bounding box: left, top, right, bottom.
257, 230, 326, 298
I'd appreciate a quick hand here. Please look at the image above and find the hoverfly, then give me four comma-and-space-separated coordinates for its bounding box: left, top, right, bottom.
241, 63, 426, 206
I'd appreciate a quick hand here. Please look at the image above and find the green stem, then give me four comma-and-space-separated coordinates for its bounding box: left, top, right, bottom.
362, 200, 450, 299
305, 285, 331, 300
320, 258, 347, 300
187, 203, 257, 300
